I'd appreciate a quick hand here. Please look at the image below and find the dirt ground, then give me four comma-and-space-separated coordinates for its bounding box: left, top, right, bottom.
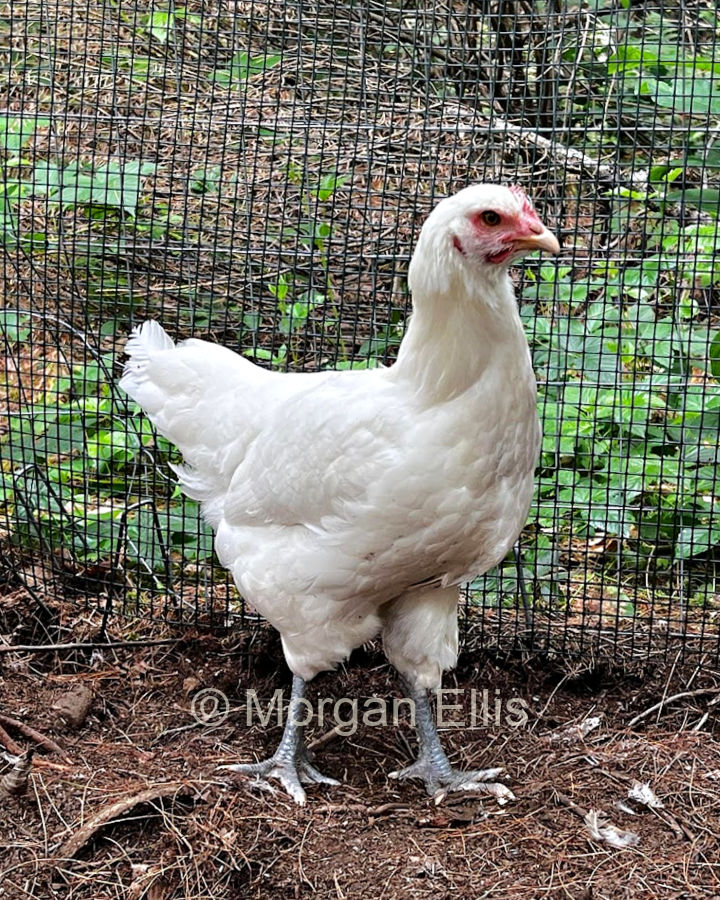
1, 592, 719, 900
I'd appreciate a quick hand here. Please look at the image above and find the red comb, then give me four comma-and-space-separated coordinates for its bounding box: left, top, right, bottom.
509, 184, 535, 215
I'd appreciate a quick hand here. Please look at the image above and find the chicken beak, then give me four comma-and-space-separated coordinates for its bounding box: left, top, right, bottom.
513, 228, 561, 256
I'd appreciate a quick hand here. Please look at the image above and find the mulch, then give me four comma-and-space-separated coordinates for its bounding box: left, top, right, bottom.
1, 593, 718, 900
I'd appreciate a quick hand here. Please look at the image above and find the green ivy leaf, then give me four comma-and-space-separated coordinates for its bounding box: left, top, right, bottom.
0, 115, 50, 155
675, 522, 720, 560
710, 333, 720, 378
212, 52, 281, 88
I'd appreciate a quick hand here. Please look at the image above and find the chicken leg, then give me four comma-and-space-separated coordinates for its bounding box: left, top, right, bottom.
389, 678, 515, 802
222, 675, 339, 805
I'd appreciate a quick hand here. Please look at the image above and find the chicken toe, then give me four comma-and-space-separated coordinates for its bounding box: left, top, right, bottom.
390, 758, 514, 803
390, 679, 515, 804
224, 746, 339, 806
220, 676, 339, 805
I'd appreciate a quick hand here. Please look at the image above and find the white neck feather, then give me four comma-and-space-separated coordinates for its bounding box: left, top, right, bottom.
390, 230, 527, 403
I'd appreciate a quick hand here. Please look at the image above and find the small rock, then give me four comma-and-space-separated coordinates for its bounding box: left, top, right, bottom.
54, 683, 94, 729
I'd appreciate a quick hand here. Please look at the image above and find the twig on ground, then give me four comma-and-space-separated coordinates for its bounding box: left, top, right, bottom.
0, 714, 69, 759
307, 724, 345, 752
627, 688, 720, 729
0, 638, 181, 655
554, 790, 589, 819
0, 723, 24, 756
366, 802, 412, 818
53, 782, 199, 862
444, 101, 650, 190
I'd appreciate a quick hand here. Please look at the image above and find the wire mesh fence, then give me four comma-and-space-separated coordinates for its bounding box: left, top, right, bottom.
1, 1, 719, 666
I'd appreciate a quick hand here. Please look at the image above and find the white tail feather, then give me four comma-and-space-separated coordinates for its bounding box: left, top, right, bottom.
168, 461, 217, 500
128, 320, 174, 354
121, 321, 175, 394
119, 320, 271, 509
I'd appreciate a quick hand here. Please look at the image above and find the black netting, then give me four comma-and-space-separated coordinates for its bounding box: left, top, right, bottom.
1, 1, 719, 665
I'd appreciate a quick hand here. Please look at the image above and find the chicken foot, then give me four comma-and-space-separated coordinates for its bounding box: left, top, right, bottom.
221, 675, 339, 805
390, 679, 516, 803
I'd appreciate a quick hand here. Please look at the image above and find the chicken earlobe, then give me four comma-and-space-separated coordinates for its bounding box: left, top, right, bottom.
220, 676, 339, 805
389, 677, 516, 803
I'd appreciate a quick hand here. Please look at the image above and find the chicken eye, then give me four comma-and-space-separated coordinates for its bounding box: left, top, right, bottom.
480, 210, 502, 227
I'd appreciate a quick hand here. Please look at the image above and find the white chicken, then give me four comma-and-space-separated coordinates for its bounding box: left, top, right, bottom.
120, 184, 560, 804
